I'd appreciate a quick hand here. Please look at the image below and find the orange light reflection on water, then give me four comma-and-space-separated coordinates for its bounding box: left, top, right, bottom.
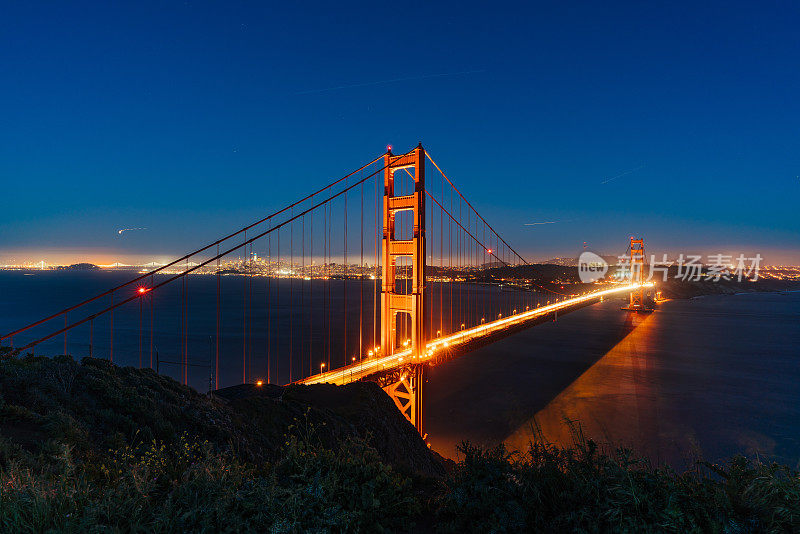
503, 311, 673, 460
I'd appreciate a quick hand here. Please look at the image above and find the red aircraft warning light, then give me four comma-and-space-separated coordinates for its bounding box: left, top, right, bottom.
486, 248, 493, 254
137, 287, 147, 294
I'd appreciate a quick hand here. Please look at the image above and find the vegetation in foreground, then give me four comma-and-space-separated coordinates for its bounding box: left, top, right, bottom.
1, 351, 799, 532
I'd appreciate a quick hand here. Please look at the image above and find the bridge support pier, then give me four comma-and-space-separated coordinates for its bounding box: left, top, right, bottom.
376, 364, 425, 437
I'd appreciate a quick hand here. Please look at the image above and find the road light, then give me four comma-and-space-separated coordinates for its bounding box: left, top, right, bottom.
320, 362, 325, 373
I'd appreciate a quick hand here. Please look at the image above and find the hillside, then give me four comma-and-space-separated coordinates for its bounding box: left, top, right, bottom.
0, 352, 443, 478
2, 350, 799, 532
659, 277, 800, 299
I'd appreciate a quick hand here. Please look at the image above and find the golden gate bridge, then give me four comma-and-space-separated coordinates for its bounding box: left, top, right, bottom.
0, 144, 652, 437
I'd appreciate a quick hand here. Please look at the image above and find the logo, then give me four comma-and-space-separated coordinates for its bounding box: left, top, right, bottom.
578, 251, 609, 283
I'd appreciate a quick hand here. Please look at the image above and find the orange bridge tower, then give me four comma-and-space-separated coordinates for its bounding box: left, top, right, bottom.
623, 237, 652, 312
378, 144, 427, 436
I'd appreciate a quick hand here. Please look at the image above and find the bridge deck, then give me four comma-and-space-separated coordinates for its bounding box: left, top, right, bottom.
298, 283, 650, 386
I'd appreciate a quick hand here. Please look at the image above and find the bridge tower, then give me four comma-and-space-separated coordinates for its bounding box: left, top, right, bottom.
379, 144, 427, 436
624, 237, 651, 311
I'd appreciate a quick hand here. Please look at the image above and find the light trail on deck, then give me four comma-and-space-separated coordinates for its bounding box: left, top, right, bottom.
298, 282, 654, 386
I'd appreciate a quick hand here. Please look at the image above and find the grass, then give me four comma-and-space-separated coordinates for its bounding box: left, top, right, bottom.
436, 438, 800, 533
1, 349, 799, 532
2, 428, 417, 532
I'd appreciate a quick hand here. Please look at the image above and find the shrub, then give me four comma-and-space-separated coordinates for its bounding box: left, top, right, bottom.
0, 422, 421, 532
434, 434, 800, 533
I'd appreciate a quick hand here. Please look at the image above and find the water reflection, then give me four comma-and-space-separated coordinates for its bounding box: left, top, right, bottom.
503, 311, 674, 463
427, 293, 800, 468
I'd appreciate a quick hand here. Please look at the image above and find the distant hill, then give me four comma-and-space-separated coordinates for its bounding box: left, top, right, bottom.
57, 262, 99, 270
540, 255, 619, 267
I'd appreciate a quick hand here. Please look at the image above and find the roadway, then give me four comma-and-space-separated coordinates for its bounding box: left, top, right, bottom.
297, 282, 653, 386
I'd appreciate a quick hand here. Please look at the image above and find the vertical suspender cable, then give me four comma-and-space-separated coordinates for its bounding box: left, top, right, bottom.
248, 241, 253, 382
429, 185, 433, 339
459, 197, 463, 329
216, 244, 220, 388
359, 180, 364, 360
149, 273, 154, 370
323, 202, 328, 369
328, 197, 332, 369
185, 257, 189, 385
308, 209, 316, 375
343, 183, 348, 365
242, 230, 247, 384
449, 183, 453, 333
301, 215, 306, 377
276, 228, 280, 384
373, 170, 378, 354
267, 234, 271, 384
289, 209, 294, 382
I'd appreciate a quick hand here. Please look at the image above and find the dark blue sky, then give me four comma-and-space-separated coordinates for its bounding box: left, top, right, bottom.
1, 1, 798, 264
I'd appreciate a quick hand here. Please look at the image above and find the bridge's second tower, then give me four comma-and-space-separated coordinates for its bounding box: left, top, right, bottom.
624, 237, 652, 311
379, 144, 426, 435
